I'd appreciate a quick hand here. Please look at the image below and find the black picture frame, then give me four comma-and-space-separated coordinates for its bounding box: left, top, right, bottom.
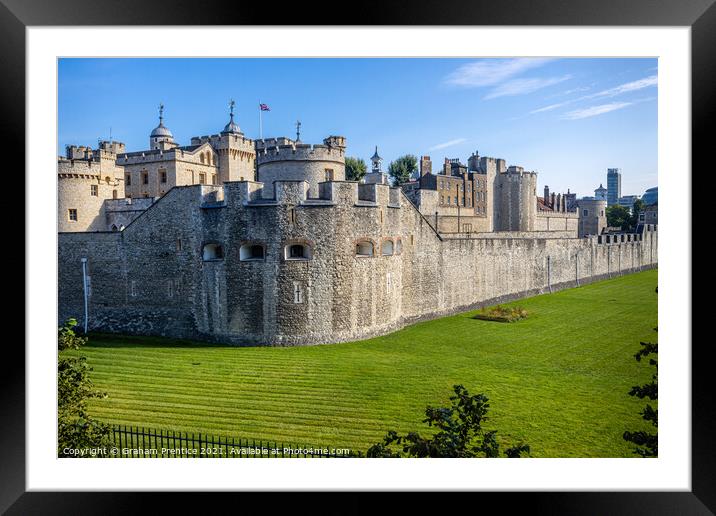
4, 0, 705, 513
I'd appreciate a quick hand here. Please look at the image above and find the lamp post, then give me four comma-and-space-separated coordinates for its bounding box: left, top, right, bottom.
81, 257, 89, 333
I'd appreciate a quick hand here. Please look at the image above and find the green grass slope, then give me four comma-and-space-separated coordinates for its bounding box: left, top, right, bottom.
71, 269, 658, 457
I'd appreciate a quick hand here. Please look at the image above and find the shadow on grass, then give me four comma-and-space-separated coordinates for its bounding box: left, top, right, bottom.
84, 332, 237, 349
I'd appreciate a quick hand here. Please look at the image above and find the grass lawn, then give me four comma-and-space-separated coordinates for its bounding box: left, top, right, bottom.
69, 269, 658, 457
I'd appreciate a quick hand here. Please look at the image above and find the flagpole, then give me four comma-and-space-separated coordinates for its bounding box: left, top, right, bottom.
259, 101, 263, 140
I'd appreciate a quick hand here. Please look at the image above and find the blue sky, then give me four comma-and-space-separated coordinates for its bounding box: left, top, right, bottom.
58, 58, 657, 197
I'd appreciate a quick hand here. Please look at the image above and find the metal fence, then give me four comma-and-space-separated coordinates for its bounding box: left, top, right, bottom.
108, 425, 355, 458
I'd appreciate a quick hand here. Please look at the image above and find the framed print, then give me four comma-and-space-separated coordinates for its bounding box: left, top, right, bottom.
4, 0, 708, 512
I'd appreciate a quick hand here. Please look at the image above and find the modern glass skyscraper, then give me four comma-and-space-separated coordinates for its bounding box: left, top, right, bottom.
607, 168, 621, 206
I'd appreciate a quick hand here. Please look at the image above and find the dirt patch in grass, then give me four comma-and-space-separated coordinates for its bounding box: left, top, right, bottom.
473, 305, 529, 323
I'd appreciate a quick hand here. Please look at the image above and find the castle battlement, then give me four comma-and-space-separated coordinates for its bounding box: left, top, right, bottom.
256, 143, 345, 164
503, 166, 537, 178
58, 156, 124, 177
190, 134, 254, 149
255, 135, 346, 164
221, 179, 401, 210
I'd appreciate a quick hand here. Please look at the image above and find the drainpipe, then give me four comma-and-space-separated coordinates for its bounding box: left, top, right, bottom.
81, 257, 89, 333
547, 255, 552, 293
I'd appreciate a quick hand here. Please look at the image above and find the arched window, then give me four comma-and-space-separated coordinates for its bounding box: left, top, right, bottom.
240, 244, 265, 261
355, 240, 374, 257
284, 243, 311, 261
202, 243, 224, 261
200, 153, 205, 164
381, 240, 394, 256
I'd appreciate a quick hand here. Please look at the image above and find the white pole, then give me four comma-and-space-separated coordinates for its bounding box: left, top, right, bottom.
259, 102, 263, 140
81, 257, 89, 333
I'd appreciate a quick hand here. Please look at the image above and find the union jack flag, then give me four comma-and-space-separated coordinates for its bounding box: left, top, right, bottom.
259, 103, 270, 111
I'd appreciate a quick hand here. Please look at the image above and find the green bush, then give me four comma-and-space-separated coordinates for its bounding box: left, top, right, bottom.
364, 384, 529, 458
58, 318, 87, 351
57, 319, 113, 456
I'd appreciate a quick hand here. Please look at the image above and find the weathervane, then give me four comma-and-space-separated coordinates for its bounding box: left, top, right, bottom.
229, 99, 235, 119
295, 120, 301, 142
158, 103, 164, 123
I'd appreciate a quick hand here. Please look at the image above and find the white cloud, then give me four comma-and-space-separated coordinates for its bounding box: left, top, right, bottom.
444, 58, 555, 87
428, 138, 467, 151
587, 75, 657, 99
529, 99, 575, 114
484, 75, 571, 100
559, 86, 591, 96
561, 102, 633, 120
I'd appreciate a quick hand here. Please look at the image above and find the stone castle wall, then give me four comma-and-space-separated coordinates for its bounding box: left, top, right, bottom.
533, 211, 579, 234
256, 139, 346, 198
57, 159, 124, 232
496, 169, 537, 231
58, 180, 657, 346
120, 145, 219, 198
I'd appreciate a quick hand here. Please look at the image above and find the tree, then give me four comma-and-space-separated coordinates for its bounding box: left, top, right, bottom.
365, 384, 530, 458
387, 154, 418, 186
606, 205, 632, 231
58, 319, 113, 456
630, 198, 645, 227
345, 156, 368, 182
623, 338, 658, 457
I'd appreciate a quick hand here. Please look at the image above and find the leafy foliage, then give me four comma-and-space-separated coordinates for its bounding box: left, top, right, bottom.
387, 154, 418, 186
630, 198, 645, 227
58, 317, 87, 351
345, 156, 367, 182
473, 305, 528, 323
623, 337, 658, 457
364, 384, 530, 458
58, 319, 113, 456
606, 205, 633, 231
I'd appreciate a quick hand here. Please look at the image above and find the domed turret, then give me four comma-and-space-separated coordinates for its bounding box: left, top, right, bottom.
222, 100, 243, 135
370, 146, 383, 173
150, 103, 175, 150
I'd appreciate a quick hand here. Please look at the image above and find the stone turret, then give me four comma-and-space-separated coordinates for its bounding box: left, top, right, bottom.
256, 135, 347, 198
577, 198, 607, 237
150, 103, 178, 151
370, 146, 383, 174
496, 166, 537, 231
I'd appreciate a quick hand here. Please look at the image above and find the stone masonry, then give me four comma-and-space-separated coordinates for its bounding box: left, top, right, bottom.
58, 173, 657, 346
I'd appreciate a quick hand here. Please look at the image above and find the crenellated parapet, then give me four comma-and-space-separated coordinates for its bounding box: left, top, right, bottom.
224, 179, 401, 210
255, 136, 347, 198
255, 137, 346, 164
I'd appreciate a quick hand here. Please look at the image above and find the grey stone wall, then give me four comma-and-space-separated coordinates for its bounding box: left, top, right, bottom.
58, 179, 658, 346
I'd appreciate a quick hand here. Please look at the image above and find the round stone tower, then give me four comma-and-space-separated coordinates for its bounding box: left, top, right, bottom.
256, 135, 346, 198
577, 198, 607, 237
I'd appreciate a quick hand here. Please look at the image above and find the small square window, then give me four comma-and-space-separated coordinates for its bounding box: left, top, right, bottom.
142, 173, 149, 185
160, 170, 167, 183
90, 185, 98, 196
68, 209, 77, 221
126, 175, 131, 186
